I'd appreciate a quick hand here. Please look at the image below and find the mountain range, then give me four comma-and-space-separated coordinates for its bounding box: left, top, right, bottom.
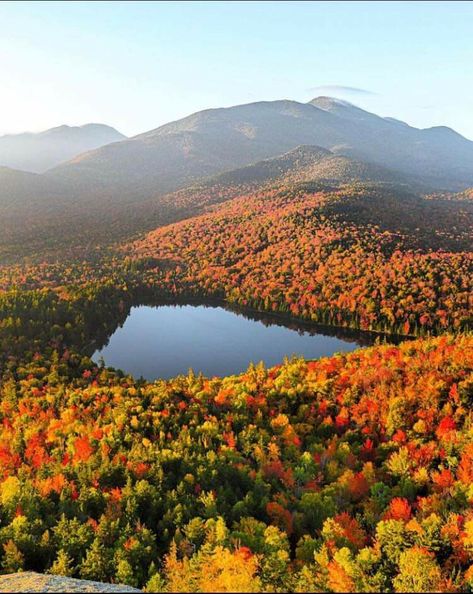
0, 123, 125, 173
1, 96, 472, 263
46, 97, 473, 195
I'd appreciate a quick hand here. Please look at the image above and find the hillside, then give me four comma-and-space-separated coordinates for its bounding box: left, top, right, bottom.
0, 124, 125, 173
427, 187, 473, 202
0, 333, 470, 591
0, 167, 62, 210
122, 144, 420, 240
131, 180, 473, 335
0, 167, 80, 215
48, 97, 473, 196
211, 144, 420, 188
0, 167, 90, 263
0, 145, 420, 264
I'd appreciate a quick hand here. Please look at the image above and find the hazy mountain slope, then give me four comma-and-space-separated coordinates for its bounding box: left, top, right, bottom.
47, 97, 473, 196
310, 97, 473, 188
427, 187, 473, 201
0, 167, 69, 212
0, 124, 126, 173
211, 144, 419, 188
0, 167, 85, 261
47, 100, 339, 195
0, 141, 462, 264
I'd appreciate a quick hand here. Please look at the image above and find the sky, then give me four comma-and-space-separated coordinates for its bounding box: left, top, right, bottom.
1, 1, 472, 139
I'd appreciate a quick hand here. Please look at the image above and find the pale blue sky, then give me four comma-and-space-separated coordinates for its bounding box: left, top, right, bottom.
1, 1, 472, 138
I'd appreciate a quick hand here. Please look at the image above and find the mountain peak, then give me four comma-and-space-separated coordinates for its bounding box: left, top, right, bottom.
308, 96, 380, 118
37, 123, 125, 139
422, 125, 468, 141
308, 96, 355, 109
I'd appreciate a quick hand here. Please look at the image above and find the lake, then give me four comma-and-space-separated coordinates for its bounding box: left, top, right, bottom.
92, 304, 376, 380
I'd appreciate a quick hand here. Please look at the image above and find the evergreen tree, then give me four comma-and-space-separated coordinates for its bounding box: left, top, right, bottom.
48, 548, 75, 577
2, 540, 24, 573
115, 558, 137, 588
79, 538, 113, 582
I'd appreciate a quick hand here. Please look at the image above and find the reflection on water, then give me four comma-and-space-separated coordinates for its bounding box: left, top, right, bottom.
92, 303, 398, 380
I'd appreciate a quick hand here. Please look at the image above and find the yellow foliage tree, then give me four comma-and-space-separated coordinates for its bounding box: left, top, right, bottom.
393, 546, 444, 593
162, 542, 262, 593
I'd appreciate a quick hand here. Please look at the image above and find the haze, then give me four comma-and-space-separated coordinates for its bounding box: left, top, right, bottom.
1, 0, 472, 139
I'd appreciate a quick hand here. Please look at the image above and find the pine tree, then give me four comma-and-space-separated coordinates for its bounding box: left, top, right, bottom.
116, 558, 137, 587
48, 548, 75, 577
79, 538, 113, 582
2, 540, 24, 573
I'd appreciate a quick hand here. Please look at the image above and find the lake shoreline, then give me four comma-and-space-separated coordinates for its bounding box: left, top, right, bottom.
91, 302, 410, 381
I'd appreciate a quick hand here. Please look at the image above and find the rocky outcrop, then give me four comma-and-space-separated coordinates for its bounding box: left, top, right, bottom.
0, 572, 140, 593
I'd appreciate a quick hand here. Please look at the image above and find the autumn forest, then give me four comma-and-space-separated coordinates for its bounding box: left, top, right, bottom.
0, 28, 473, 590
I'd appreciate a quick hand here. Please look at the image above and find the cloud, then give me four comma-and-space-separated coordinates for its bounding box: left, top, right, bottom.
308, 85, 377, 96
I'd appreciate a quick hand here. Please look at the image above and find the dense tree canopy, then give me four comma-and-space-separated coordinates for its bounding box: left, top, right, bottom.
0, 335, 471, 590
0, 179, 471, 591
133, 184, 472, 335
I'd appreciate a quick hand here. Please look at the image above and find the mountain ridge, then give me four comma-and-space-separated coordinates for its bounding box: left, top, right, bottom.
47, 96, 473, 194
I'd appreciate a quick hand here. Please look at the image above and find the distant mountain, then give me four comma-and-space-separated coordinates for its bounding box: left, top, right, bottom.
47, 97, 473, 196
308, 97, 473, 188
2, 98, 473, 264
0, 124, 126, 173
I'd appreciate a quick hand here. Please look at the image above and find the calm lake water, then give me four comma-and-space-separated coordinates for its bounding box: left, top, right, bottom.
92, 304, 374, 380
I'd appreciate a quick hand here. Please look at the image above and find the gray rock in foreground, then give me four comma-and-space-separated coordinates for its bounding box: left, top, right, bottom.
0, 572, 141, 593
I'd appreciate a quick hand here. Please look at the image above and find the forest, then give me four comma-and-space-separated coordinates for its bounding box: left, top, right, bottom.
0, 171, 470, 592
0, 328, 473, 592
132, 182, 472, 336
2, 3, 473, 589
0, 331, 472, 592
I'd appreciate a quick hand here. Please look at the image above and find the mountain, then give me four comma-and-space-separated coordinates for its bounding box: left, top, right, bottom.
2, 98, 473, 264
308, 97, 473, 188
0, 124, 126, 173
142, 144, 421, 226
47, 97, 473, 196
